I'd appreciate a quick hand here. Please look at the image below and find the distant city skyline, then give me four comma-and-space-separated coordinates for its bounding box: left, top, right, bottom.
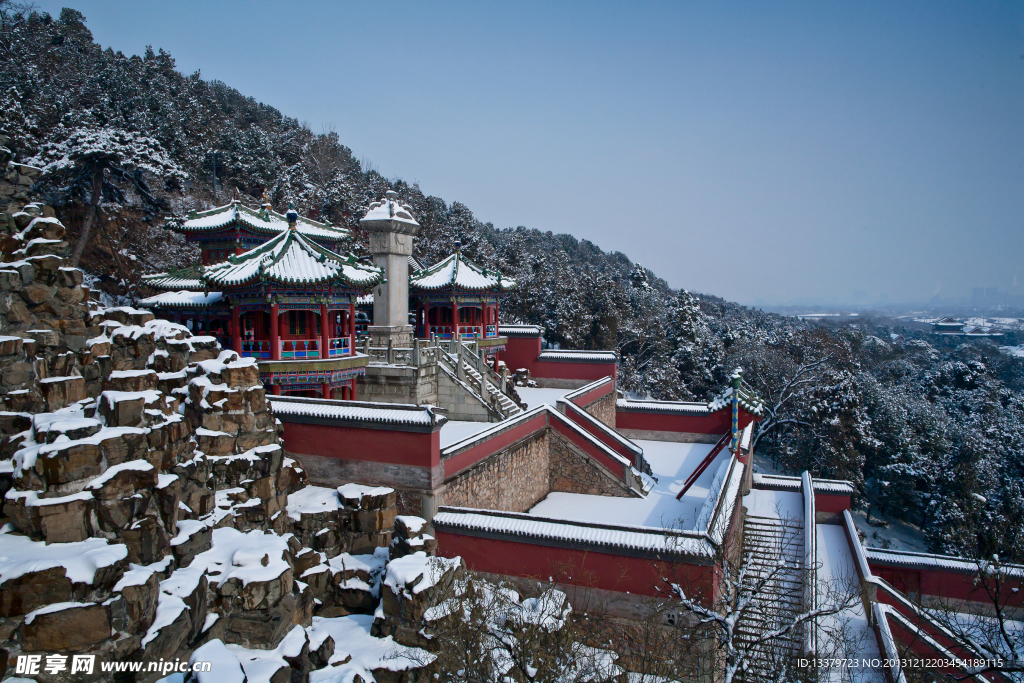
37, 1, 1024, 306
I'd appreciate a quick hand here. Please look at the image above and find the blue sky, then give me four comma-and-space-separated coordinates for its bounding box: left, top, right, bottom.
38, 1, 1024, 306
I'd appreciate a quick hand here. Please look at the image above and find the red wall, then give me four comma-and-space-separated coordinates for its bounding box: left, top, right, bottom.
435, 531, 715, 602
815, 493, 851, 514
549, 415, 627, 477
566, 380, 614, 408
871, 563, 1023, 607
615, 408, 757, 436
498, 336, 617, 382
562, 405, 638, 467
499, 336, 542, 374
443, 412, 549, 477
532, 360, 617, 382
282, 422, 439, 468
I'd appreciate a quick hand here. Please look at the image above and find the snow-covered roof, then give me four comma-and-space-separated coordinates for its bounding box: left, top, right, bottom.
752, 473, 856, 496
616, 398, 711, 415
202, 228, 383, 288
410, 250, 515, 293
177, 200, 349, 242
537, 350, 617, 363
359, 191, 419, 229
433, 507, 715, 558
499, 324, 543, 337
138, 290, 224, 308
268, 395, 446, 430
141, 266, 206, 291
864, 547, 1024, 578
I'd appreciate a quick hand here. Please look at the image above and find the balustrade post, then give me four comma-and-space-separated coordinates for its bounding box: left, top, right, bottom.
413, 338, 420, 366
456, 339, 465, 382
387, 338, 395, 365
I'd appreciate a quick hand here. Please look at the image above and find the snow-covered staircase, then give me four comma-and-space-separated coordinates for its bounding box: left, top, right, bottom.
437, 349, 523, 420
460, 360, 523, 417
734, 514, 806, 681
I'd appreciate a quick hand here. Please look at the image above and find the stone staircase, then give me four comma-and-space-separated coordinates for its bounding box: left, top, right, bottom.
734, 514, 806, 681
436, 347, 523, 421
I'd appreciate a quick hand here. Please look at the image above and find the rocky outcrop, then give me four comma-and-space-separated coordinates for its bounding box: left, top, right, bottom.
0, 186, 441, 682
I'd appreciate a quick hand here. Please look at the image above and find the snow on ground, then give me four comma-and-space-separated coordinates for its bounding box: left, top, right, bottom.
752, 453, 786, 476
528, 440, 721, 530
439, 420, 494, 448
849, 508, 929, 553
742, 488, 804, 521
516, 386, 572, 409
816, 525, 883, 682
1000, 345, 1024, 358
307, 614, 432, 682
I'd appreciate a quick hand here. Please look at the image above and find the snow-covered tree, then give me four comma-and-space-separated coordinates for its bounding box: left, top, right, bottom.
29, 125, 186, 265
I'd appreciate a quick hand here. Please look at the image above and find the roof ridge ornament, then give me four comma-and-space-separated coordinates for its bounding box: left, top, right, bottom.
286, 201, 298, 230
231, 187, 240, 205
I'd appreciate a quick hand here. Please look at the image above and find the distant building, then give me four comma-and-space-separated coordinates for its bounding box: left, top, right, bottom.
931, 317, 964, 334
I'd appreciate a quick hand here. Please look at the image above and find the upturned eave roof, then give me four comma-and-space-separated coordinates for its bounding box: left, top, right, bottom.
141, 265, 206, 292
174, 201, 349, 242
410, 251, 516, 293
200, 228, 384, 289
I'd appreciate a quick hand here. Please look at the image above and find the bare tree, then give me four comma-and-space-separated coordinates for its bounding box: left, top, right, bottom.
393, 567, 620, 683
660, 511, 866, 683
901, 555, 1024, 682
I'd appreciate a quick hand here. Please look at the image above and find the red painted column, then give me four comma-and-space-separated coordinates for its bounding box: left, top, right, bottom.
271, 384, 282, 396
270, 303, 281, 360
231, 305, 242, 354
348, 303, 356, 355
453, 300, 459, 340
319, 303, 330, 359
349, 378, 357, 401
321, 382, 331, 399
425, 304, 431, 338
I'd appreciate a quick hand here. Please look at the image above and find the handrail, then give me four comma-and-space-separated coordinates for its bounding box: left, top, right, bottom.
802, 470, 817, 655
675, 431, 731, 499
704, 454, 739, 539
872, 604, 907, 683
561, 376, 614, 405
558, 399, 645, 464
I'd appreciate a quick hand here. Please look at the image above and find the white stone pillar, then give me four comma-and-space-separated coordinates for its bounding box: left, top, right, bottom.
360, 190, 420, 348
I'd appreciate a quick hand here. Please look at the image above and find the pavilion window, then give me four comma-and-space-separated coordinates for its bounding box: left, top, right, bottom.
288, 311, 306, 336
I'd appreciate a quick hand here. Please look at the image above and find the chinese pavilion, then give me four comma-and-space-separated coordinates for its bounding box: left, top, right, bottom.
141, 199, 383, 399
410, 242, 515, 355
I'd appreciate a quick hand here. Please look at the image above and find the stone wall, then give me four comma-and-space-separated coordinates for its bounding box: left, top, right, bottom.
549, 431, 633, 498
437, 365, 495, 422
441, 431, 550, 512
291, 449, 439, 491
358, 362, 438, 405
581, 391, 616, 428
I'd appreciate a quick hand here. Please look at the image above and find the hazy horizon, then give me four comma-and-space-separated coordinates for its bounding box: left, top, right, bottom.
36, 1, 1024, 307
